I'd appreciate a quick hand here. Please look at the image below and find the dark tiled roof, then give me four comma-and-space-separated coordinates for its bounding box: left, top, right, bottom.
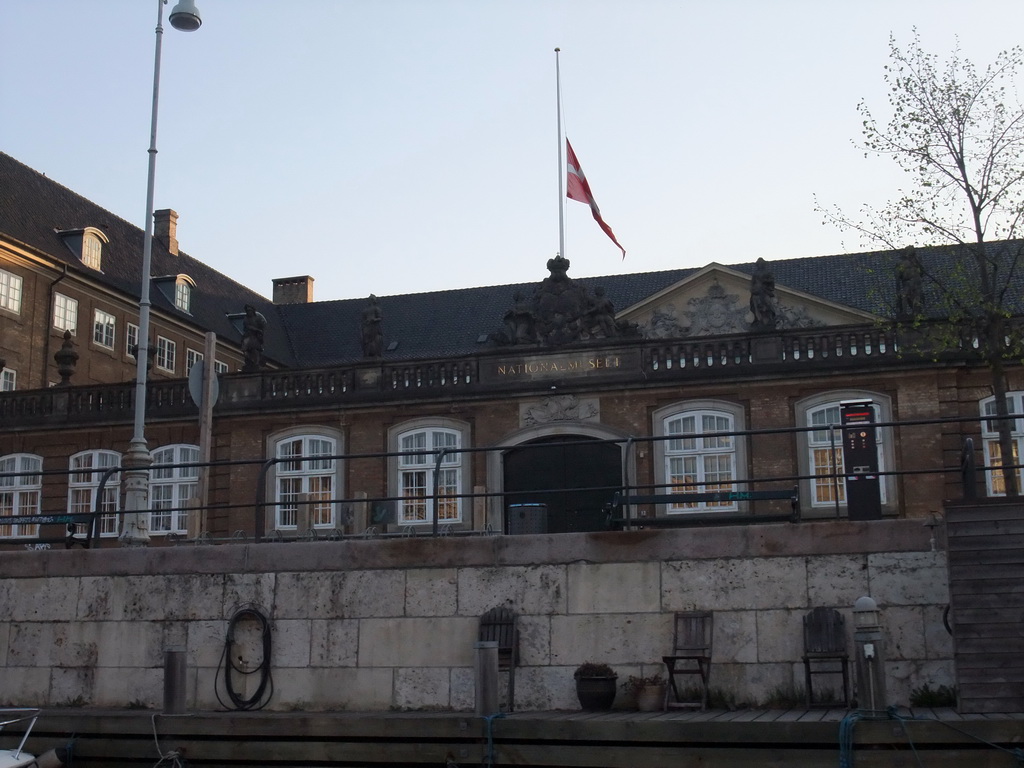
282, 242, 1024, 368
0, 152, 294, 365
8, 151, 1023, 373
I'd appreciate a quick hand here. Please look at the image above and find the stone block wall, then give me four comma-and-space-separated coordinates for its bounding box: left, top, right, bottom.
0, 521, 953, 711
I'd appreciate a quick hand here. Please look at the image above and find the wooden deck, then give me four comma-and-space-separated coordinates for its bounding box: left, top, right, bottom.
5, 707, 1024, 767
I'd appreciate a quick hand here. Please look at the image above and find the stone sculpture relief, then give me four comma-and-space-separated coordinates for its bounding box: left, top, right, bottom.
492, 255, 639, 347
638, 278, 824, 339
521, 394, 600, 426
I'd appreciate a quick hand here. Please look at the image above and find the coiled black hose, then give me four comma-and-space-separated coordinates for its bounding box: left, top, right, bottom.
216, 607, 273, 711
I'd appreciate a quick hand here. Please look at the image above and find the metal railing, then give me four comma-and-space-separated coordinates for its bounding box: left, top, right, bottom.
1, 413, 1019, 548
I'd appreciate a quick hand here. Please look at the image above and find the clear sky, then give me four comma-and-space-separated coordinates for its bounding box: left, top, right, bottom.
3, 1, 1023, 303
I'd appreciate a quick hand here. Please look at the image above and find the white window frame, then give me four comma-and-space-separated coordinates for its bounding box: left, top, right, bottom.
980, 392, 1024, 496
174, 279, 191, 313
0, 368, 15, 392
156, 336, 176, 372
654, 402, 743, 513
270, 430, 342, 531
214, 360, 230, 375
82, 233, 103, 270
149, 444, 199, 535
54, 293, 78, 334
0, 454, 42, 539
68, 450, 121, 537
186, 349, 203, 376
126, 322, 139, 358
389, 420, 468, 526
0, 269, 23, 314
795, 391, 894, 514
93, 308, 116, 349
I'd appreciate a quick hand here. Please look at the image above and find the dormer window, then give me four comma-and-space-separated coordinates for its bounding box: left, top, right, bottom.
153, 274, 196, 314
57, 227, 109, 271
175, 279, 191, 312
82, 233, 103, 270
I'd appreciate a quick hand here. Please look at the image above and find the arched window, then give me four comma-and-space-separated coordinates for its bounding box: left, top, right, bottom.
69, 450, 121, 536
150, 444, 199, 535
653, 401, 746, 514
795, 392, 894, 514
174, 278, 192, 313
82, 232, 103, 270
980, 392, 1024, 496
270, 430, 342, 531
0, 454, 42, 538
389, 419, 470, 526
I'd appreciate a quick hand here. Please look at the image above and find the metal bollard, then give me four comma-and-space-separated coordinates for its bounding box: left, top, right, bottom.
163, 646, 187, 714
474, 640, 499, 715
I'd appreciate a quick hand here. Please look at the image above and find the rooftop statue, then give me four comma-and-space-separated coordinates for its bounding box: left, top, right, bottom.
361, 294, 384, 358
240, 304, 267, 373
749, 257, 778, 330
895, 246, 924, 321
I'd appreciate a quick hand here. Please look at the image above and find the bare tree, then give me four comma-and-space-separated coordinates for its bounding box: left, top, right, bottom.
821, 31, 1024, 495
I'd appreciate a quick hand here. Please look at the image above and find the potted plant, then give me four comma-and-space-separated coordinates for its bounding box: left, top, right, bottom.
625, 672, 666, 712
574, 662, 617, 710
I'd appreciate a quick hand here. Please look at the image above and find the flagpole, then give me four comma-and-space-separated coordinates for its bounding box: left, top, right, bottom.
555, 47, 565, 260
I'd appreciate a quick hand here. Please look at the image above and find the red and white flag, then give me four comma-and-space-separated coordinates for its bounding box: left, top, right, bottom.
566, 138, 626, 258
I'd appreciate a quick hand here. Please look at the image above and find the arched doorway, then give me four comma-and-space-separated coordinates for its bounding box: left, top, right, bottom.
502, 435, 622, 534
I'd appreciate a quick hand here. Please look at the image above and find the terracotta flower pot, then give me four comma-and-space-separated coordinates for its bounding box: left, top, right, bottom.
636, 683, 666, 712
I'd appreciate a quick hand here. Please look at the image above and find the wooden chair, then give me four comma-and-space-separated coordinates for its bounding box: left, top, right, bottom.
802, 607, 850, 707
479, 606, 518, 712
663, 610, 713, 710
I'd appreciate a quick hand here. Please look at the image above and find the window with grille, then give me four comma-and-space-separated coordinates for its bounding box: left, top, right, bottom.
980, 393, 1024, 496
663, 410, 737, 512
396, 428, 462, 524
69, 450, 120, 536
796, 393, 893, 512
274, 435, 337, 530
149, 444, 199, 535
156, 336, 176, 372
186, 349, 202, 376
54, 293, 78, 333
0, 269, 23, 313
0, 454, 42, 538
82, 233, 103, 270
93, 309, 116, 348
126, 323, 139, 358
174, 279, 191, 312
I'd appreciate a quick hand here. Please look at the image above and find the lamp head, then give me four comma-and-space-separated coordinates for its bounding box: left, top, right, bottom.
168, 0, 202, 31
852, 595, 880, 629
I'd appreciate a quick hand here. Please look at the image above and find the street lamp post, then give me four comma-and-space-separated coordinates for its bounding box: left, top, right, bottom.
120, 0, 202, 547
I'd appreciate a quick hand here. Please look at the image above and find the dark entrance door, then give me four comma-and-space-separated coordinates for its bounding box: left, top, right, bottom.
503, 435, 621, 534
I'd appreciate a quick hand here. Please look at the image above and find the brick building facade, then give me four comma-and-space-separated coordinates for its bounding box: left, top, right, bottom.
2, 151, 1022, 547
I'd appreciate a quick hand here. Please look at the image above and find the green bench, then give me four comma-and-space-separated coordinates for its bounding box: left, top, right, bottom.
608, 487, 800, 530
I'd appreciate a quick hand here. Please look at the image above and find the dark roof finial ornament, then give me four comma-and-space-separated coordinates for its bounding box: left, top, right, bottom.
54, 329, 79, 386
492, 254, 638, 347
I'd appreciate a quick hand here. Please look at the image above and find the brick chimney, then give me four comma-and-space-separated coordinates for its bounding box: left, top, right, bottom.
154, 209, 179, 256
273, 275, 315, 304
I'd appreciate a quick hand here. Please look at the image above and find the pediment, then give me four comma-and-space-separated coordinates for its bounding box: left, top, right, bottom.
618, 263, 877, 339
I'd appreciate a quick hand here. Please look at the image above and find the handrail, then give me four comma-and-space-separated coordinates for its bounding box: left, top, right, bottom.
0, 707, 40, 759
2, 413, 1022, 548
